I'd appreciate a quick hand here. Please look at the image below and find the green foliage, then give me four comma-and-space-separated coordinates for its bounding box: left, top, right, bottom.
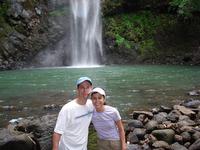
140, 39, 158, 58
192, 0, 200, 11
0, 17, 13, 38
0, 0, 10, 16
115, 34, 131, 49
0, 1, 13, 38
102, 0, 123, 15
170, 0, 192, 18
87, 127, 97, 150
49, 6, 69, 17
169, 0, 200, 18
104, 11, 176, 58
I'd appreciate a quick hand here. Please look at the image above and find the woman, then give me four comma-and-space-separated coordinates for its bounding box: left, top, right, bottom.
91, 87, 126, 150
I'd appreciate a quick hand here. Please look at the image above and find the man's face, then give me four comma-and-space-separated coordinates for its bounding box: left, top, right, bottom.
77, 81, 92, 99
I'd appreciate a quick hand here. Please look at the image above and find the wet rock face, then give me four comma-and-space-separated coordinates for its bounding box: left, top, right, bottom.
125, 99, 200, 150
0, 114, 57, 150
0, 135, 41, 150
0, 0, 67, 70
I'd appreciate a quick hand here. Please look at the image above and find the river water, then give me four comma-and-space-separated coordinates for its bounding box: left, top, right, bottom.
0, 65, 200, 127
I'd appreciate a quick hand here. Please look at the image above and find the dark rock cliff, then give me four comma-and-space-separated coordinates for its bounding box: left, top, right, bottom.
0, 0, 69, 70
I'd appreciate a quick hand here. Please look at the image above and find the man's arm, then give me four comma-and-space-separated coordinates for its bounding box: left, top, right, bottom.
52, 132, 61, 150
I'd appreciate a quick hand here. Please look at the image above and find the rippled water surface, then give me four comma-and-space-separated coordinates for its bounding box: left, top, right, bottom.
0, 65, 200, 127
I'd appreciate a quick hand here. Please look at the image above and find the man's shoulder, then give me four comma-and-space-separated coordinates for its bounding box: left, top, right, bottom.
62, 99, 76, 108
86, 99, 94, 108
86, 99, 92, 104
61, 99, 93, 110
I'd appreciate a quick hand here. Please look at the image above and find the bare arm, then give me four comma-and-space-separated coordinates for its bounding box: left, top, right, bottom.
116, 120, 127, 150
52, 132, 61, 150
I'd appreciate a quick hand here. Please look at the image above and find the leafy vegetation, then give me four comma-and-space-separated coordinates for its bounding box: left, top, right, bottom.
0, 1, 9, 16
49, 6, 70, 17
87, 127, 97, 150
0, 17, 13, 38
104, 11, 176, 59
169, 0, 200, 19
102, 0, 123, 15
0, 1, 12, 38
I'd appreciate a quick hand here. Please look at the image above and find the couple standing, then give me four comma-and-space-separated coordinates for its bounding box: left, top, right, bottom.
52, 77, 126, 150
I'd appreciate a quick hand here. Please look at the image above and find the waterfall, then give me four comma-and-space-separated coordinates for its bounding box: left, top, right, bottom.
70, 0, 103, 66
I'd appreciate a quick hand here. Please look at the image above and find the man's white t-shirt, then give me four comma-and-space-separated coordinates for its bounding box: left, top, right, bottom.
54, 99, 94, 150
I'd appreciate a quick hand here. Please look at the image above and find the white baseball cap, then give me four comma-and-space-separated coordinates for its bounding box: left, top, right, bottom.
91, 87, 106, 97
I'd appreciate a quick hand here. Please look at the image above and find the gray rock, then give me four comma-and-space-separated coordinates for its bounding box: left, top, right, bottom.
177, 119, 196, 127
127, 119, 144, 128
132, 110, 153, 119
188, 91, 200, 96
0, 114, 57, 150
179, 125, 194, 133
35, 7, 42, 15
9, 31, 26, 45
147, 134, 157, 144
182, 99, 200, 108
152, 140, 170, 149
192, 131, 200, 141
160, 105, 172, 113
132, 128, 146, 140
0, 128, 15, 145
184, 142, 191, 148
152, 129, 175, 144
181, 131, 191, 142
145, 120, 158, 133
153, 112, 168, 123
127, 143, 142, 150
7, 2, 23, 18
167, 110, 181, 122
174, 105, 195, 117
128, 132, 139, 144
21, 9, 33, 20
189, 139, 200, 150
141, 143, 151, 150
171, 142, 187, 150
174, 134, 183, 143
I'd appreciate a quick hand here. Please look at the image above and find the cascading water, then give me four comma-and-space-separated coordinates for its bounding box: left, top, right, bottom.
70, 0, 103, 66
31, 0, 103, 67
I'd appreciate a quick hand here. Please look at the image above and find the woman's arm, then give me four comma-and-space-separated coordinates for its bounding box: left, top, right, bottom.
52, 132, 61, 150
116, 120, 127, 150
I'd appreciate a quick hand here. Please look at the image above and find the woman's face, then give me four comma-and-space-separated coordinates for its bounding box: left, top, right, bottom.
91, 93, 105, 110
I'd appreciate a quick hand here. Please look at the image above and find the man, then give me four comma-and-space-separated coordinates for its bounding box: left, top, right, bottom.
52, 77, 93, 150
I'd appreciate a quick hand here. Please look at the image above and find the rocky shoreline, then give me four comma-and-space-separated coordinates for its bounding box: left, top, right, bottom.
124, 98, 200, 150
0, 90, 200, 150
